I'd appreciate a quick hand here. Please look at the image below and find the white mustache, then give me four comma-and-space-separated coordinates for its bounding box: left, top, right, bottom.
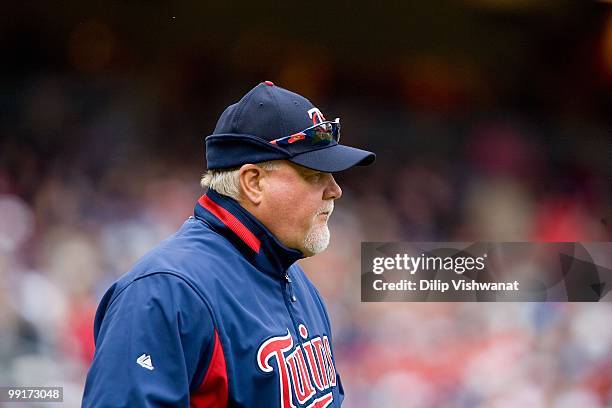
315, 203, 334, 217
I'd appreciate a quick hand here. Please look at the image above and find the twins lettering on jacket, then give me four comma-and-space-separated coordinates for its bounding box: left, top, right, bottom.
257, 324, 337, 408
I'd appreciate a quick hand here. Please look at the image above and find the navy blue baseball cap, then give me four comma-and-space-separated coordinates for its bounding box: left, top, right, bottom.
205, 81, 375, 172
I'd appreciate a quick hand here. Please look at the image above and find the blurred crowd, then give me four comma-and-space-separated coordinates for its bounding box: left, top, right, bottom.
2, 1, 612, 407
1, 80, 611, 406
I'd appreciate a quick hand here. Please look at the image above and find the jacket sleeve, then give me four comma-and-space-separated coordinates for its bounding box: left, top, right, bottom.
82, 272, 218, 407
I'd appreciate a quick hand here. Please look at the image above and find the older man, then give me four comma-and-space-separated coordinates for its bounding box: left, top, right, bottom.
83, 81, 375, 407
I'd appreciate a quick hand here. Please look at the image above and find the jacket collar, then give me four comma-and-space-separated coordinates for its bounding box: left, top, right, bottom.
194, 189, 303, 276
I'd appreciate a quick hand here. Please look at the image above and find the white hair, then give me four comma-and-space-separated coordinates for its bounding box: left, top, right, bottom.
200, 161, 280, 200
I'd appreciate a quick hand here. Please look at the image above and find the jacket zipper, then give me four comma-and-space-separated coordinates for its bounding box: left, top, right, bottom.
281, 272, 338, 406
282, 272, 303, 345
285, 273, 297, 302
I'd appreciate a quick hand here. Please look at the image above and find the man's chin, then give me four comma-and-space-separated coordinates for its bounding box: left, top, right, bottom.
302, 224, 330, 256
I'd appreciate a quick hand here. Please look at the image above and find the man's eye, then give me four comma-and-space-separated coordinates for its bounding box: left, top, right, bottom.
307, 173, 322, 182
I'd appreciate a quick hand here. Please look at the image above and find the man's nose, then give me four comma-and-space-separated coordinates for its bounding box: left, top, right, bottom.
323, 174, 342, 200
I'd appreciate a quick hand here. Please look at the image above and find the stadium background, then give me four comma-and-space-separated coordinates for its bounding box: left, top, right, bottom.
1, 1, 611, 406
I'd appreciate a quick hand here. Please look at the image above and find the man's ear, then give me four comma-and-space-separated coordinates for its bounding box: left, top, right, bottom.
238, 164, 265, 205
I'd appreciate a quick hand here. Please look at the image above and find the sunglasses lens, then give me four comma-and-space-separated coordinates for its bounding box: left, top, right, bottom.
305, 121, 339, 145
271, 120, 340, 146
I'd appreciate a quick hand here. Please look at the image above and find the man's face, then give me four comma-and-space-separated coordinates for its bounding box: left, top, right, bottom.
258, 161, 342, 257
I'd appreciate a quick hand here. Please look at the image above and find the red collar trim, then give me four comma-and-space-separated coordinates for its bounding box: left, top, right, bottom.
198, 195, 261, 253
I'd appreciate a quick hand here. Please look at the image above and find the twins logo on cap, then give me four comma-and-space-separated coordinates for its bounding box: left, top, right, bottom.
308, 107, 326, 126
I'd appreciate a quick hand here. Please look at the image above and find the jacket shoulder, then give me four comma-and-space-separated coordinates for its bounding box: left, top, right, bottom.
112, 217, 240, 297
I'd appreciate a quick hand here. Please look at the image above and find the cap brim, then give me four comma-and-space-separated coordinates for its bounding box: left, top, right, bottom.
289, 144, 375, 172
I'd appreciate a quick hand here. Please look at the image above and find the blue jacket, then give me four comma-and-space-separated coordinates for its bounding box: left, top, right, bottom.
82, 189, 344, 407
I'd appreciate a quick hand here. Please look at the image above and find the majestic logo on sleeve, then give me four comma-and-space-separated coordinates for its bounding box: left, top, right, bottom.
257, 324, 337, 408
